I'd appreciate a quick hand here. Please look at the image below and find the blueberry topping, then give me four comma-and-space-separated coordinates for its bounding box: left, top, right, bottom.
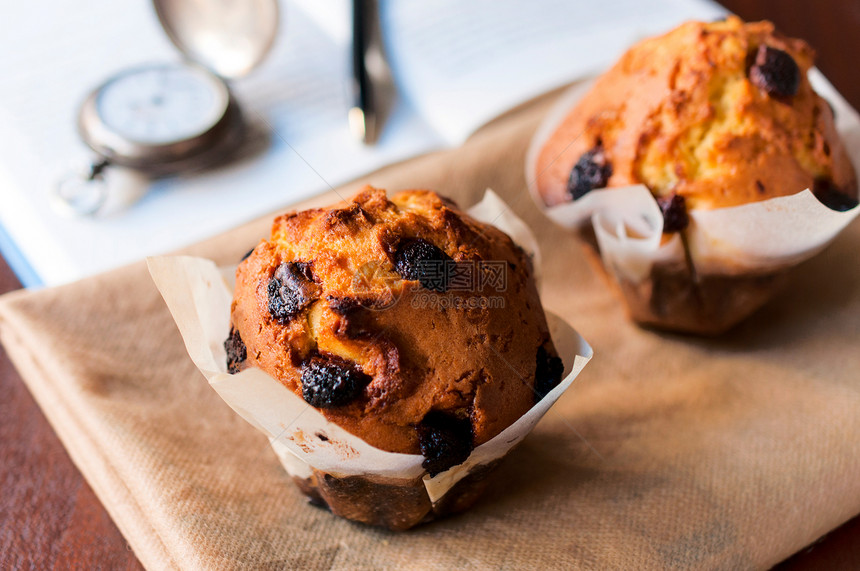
813, 179, 859, 212
394, 238, 454, 292
300, 356, 370, 408
224, 327, 247, 374
657, 193, 689, 233
567, 144, 612, 201
416, 411, 474, 476
534, 345, 564, 402
749, 45, 800, 98
267, 262, 316, 322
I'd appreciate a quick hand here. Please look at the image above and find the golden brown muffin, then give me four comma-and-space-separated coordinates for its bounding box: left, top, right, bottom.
532, 17, 857, 335
227, 187, 563, 474
535, 16, 857, 212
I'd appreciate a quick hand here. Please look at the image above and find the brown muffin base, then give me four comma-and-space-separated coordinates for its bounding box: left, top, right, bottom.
291, 461, 502, 531
578, 228, 789, 335
618, 263, 789, 336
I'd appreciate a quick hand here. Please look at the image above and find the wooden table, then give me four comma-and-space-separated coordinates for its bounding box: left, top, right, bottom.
1, 1, 859, 568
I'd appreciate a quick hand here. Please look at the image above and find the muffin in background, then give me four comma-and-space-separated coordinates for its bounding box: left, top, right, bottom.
532, 17, 858, 334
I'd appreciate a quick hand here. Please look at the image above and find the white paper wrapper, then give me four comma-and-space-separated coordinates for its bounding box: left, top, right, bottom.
526, 70, 860, 282
147, 190, 592, 511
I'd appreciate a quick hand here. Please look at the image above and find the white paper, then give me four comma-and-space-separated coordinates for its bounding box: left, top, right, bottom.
147, 190, 592, 500
527, 71, 860, 281
0, 0, 442, 287
380, 0, 724, 145
0, 0, 724, 287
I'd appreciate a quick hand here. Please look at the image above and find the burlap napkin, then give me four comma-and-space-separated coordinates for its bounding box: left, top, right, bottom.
2, 90, 859, 570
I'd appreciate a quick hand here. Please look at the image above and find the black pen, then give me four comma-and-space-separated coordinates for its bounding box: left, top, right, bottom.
350, 0, 376, 144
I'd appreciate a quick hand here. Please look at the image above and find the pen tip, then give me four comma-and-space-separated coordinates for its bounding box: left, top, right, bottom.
349, 107, 367, 143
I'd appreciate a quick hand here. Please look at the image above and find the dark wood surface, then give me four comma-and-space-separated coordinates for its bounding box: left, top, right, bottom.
1, 1, 859, 568
0, 262, 143, 569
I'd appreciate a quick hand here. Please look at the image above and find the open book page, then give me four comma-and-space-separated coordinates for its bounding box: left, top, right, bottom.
0, 0, 725, 287
381, 0, 726, 145
0, 1, 442, 286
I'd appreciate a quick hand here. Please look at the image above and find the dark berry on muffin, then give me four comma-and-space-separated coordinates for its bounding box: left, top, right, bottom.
749, 45, 800, 98
657, 193, 690, 233
567, 144, 612, 201
813, 178, 859, 212
224, 327, 247, 374
534, 344, 565, 402
300, 356, 370, 408
416, 411, 474, 476
394, 238, 454, 292
267, 262, 317, 322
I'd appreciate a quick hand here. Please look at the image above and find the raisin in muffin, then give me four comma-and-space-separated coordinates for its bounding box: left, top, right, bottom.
532, 17, 857, 334
225, 187, 563, 526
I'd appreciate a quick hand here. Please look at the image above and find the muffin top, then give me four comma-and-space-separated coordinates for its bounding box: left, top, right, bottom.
227, 187, 562, 472
535, 17, 857, 215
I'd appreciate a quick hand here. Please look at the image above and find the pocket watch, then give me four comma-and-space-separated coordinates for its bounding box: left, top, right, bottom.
55, 0, 278, 216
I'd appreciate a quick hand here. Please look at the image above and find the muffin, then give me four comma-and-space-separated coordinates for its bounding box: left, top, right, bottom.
532, 17, 858, 334
225, 186, 565, 528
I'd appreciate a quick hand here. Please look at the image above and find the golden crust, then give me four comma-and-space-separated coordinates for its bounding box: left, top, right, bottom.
230, 187, 555, 454
535, 17, 857, 209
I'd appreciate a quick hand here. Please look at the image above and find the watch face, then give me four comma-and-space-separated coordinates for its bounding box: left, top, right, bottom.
95, 64, 229, 145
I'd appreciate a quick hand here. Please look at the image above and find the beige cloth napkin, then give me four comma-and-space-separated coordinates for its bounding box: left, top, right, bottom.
2, 92, 860, 570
